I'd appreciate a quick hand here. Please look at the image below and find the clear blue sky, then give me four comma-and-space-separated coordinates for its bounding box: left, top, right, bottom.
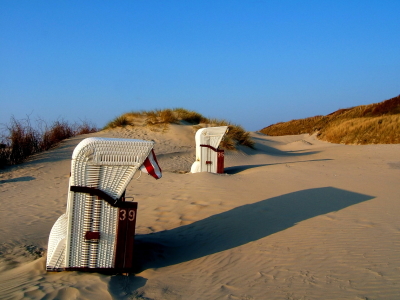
1, 1, 399, 131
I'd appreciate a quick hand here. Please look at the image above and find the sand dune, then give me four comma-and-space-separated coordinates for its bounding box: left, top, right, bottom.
0, 124, 399, 299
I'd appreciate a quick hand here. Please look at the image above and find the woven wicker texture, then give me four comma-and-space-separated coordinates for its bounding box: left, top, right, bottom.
46, 213, 67, 269
47, 137, 154, 270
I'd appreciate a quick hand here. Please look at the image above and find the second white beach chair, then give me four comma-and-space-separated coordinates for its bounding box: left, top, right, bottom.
190, 126, 228, 174
46, 137, 161, 273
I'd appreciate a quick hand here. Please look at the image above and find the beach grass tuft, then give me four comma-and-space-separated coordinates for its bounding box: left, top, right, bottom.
103, 115, 132, 129
104, 108, 254, 149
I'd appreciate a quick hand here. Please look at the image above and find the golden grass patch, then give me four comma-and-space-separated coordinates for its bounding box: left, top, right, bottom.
319, 115, 400, 144
260, 95, 400, 144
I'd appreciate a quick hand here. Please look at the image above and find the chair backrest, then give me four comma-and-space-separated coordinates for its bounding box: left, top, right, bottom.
191, 126, 228, 173
47, 137, 157, 271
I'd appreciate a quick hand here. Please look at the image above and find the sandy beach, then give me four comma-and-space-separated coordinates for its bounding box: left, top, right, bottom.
0, 124, 399, 299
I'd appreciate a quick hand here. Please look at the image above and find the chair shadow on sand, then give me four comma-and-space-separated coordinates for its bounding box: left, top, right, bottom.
0, 176, 35, 184
132, 187, 374, 273
224, 159, 334, 174
235, 135, 322, 157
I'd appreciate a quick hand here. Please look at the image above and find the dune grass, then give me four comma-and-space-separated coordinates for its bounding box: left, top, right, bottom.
104, 108, 254, 149
103, 115, 132, 129
104, 108, 208, 129
259, 116, 324, 136
318, 114, 400, 144
260, 95, 400, 144
0, 117, 97, 168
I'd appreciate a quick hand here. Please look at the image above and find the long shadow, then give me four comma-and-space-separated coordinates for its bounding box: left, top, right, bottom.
132, 187, 374, 272
236, 136, 321, 157
0, 176, 35, 184
224, 159, 334, 174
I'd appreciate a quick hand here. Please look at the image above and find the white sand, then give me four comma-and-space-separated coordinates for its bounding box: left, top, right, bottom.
0, 124, 399, 299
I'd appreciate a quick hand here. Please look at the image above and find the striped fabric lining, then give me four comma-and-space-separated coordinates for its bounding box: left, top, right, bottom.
140, 149, 162, 179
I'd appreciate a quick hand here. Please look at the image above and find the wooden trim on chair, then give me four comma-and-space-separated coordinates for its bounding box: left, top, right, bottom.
70, 186, 123, 207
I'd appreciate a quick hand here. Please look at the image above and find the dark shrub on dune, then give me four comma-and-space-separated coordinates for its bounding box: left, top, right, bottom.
0, 117, 97, 168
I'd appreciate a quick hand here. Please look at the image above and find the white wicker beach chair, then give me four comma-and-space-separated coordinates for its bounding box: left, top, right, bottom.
190, 126, 228, 174
46, 137, 161, 273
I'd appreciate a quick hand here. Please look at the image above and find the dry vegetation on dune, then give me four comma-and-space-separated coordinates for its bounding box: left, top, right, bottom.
0, 117, 97, 168
104, 108, 254, 150
1, 108, 254, 168
259, 116, 324, 137
260, 95, 400, 144
103, 108, 207, 129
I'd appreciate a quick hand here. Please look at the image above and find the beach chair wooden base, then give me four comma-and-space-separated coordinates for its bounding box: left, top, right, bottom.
48, 198, 138, 274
